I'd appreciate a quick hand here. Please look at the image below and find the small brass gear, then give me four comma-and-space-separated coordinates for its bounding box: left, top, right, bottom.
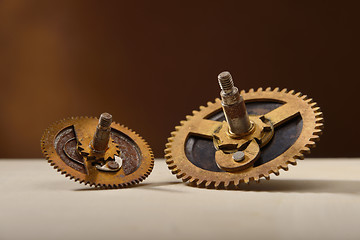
41, 114, 154, 188
165, 87, 323, 189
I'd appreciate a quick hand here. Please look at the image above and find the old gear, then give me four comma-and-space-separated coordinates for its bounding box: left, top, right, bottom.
41, 113, 154, 188
165, 73, 323, 189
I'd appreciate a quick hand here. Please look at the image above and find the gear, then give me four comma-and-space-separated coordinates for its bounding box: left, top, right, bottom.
41, 114, 154, 188
165, 86, 323, 189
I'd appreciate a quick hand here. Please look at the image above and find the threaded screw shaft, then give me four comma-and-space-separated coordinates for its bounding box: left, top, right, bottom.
99, 112, 112, 128
92, 112, 112, 152
218, 71, 234, 94
218, 71, 252, 136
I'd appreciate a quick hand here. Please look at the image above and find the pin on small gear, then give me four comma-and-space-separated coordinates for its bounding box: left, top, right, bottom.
41, 113, 154, 188
165, 71, 324, 189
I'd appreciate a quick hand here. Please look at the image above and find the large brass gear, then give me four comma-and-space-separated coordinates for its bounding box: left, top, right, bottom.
41, 115, 154, 188
165, 87, 324, 189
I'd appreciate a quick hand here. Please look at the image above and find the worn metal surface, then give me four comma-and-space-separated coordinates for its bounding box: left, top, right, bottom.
165, 87, 324, 189
41, 116, 154, 188
218, 71, 251, 135
91, 112, 112, 153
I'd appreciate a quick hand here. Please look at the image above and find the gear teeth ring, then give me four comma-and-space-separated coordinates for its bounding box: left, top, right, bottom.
165, 87, 324, 189
41, 116, 154, 188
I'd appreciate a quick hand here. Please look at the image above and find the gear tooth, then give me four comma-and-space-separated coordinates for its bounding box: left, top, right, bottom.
315, 123, 324, 129
280, 164, 289, 171
313, 129, 323, 136
164, 148, 171, 154
288, 159, 297, 166
273, 87, 280, 92
301, 95, 309, 100
199, 105, 206, 110
310, 135, 320, 142
306, 141, 316, 148
257, 87, 263, 92
168, 161, 177, 170
306, 98, 314, 104
248, 88, 254, 93
214, 181, 224, 189
232, 179, 241, 187
192, 110, 199, 115
309, 101, 318, 107
300, 147, 311, 154
316, 117, 324, 124
168, 137, 174, 143
215, 98, 221, 103
170, 131, 177, 137
177, 172, 186, 179
288, 89, 295, 95
205, 181, 214, 188
165, 143, 172, 148
243, 178, 250, 184
183, 175, 192, 182
224, 180, 233, 189
185, 115, 192, 120
240, 89, 246, 95
253, 176, 260, 182
315, 112, 323, 118
294, 153, 305, 160
166, 158, 174, 165
164, 153, 172, 159
207, 101, 214, 106
270, 169, 280, 176
172, 168, 180, 174
265, 87, 272, 92
280, 88, 288, 93
189, 177, 198, 184
195, 179, 204, 187
294, 91, 302, 97
180, 120, 187, 126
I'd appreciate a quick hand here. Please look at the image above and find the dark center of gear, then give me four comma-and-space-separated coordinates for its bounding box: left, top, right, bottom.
54, 127, 143, 175
185, 102, 303, 172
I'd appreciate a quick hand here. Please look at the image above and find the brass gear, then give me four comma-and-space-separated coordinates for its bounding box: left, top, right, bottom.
165, 87, 324, 189
41, 116, 154, 188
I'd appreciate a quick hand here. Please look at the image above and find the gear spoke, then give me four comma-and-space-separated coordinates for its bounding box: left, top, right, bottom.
263, 103, 300, 127
189, 119, 222, 138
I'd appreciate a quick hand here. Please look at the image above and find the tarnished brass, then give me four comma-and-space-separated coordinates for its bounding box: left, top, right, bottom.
41, 113, 154, 188
165, 86, 324, 189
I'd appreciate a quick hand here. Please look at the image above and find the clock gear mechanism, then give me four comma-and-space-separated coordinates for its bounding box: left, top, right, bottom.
41, 113, 154, 188
165, 71, 324, 189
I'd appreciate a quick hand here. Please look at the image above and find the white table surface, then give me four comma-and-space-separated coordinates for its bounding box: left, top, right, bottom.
0, 159, 359, 240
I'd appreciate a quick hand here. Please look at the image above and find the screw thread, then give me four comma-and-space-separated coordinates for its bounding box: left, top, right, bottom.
99, 113, 112, 128
218, 71, 234, 94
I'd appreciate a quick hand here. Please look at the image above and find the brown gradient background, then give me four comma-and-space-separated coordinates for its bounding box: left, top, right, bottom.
0, 1, 358, 158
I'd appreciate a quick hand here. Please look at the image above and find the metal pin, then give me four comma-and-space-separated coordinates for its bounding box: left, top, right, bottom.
218, 71, 251, 136
91, 112, 112, 152
232, 151, 245, 162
